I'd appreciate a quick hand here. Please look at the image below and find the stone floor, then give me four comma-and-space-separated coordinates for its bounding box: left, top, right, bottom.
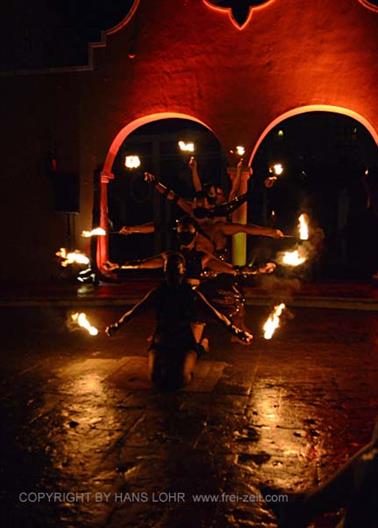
0, 305, 377, 527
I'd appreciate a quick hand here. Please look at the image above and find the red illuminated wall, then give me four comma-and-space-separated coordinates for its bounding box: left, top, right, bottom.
79, 0, 378, 269
1, 0, 377, 280
83, 0, 378, 164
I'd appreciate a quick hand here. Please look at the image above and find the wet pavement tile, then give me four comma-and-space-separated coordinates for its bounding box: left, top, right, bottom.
0, 306, 377, 527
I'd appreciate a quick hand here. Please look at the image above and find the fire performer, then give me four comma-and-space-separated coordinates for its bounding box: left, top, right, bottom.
104, 216, 276, 343
143, 170, 250, 223
118, 172, 284, 258
189, 155, 243, 208
105, 252, 253, 390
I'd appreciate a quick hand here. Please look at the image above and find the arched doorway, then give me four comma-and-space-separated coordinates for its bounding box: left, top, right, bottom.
248, 110, 378, 279
98, 115, 225, 271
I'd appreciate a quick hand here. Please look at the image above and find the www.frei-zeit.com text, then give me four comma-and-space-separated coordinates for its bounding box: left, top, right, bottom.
19, 491, 288, 504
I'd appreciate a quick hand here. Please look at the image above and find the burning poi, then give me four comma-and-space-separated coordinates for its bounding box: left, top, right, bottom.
280, 248, 307, 267
178, 140, 195, 153
71, 312, 99, 336
56, 248, 90, 267
263, 303, 286, 340
81, 227, 106, 238
298, 213, 309, 241
124, 155, 141, 169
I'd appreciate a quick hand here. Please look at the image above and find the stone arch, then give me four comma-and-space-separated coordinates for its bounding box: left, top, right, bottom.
246, 105, 378, 276
357, 0, 378, 14
248, 105, 378, 167
102, 112, 218, 178
97, 113, 219, 270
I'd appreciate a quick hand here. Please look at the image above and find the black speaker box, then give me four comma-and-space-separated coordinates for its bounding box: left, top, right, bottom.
51, 171, 80, 213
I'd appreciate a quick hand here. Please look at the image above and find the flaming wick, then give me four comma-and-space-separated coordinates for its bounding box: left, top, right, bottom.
280, 249, 306, 267
71, 312, 98, 336
81, 227, 106, 238
178, 141, 195, 153
298, 213, 309, 241
263, 303, 286, 340
124, 155, 141, 169
270, 163, 284, 176
56, 248, 90, 267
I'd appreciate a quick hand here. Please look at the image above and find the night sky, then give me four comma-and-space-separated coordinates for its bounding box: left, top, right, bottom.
1, 0, 135, 70
2, 1, 378, 70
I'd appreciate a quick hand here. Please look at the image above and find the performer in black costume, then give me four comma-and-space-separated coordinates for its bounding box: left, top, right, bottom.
104, 216, 275, 345
106, 253, 253, 390
176, 216, 276, 331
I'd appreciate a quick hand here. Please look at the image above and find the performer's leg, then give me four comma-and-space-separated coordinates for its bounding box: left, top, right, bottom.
190, 322, 209, 353
149, 346, 195, 389
148, 348, 165, 387
182, 350, 198, 385
191, 322, 206, 343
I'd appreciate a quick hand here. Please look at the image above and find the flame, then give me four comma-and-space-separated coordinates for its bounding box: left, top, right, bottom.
178, 140, 195, 152
124, 155, 141, 169
56, 248, 90, 267
298, 213, 309, 240
71, 312, 99, 336
263, 303, 286, 340
236, 145, 245, 156
279, 248, 306, 267
81, 227, 106, 238
270, 163, 284, 176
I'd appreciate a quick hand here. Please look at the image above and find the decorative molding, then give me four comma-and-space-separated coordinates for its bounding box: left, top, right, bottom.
100, 171, 114, 183
203, 0, 275, 29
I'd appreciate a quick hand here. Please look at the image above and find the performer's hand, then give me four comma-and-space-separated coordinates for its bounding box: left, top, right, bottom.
235, 266, 253, 278
188, 156, 197, 169
166, 190, 177, 201
103, 261, 119, 271
258, 262, 277, 274
119, 226, 132, 235
105, 323, 119, 337
237, 157, 244, 169
271, 228, 284, 238
144, 172, 157, 183
264, 176, 277, 188
230, 325, 254, 345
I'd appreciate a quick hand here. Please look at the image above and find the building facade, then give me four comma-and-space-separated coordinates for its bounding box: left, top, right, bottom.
1, 0, 377, 281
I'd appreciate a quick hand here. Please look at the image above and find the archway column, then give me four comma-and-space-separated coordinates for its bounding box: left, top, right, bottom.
96, 171, 114, 270
231, 167, 251, 266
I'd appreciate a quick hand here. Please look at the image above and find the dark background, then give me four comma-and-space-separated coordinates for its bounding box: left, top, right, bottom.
1, 0, 134, 70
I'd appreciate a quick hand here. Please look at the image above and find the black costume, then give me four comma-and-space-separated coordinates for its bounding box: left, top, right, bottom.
106, 253, 252, 390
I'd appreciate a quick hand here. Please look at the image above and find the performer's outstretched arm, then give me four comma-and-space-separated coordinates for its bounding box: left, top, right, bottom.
201, 252, 237, 275
119, 222, 155, 235
189, 156, 202, 194
103, 253, 166, 272
193, 192, 248, 219
144, 172, 193, 214
228, 158, 244, 201
219, 222, 284, 238
106, 289, 156, 335
195, 290, 253, 344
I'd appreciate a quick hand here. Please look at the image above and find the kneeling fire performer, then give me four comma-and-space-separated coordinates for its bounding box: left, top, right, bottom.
105, 253, 253, 390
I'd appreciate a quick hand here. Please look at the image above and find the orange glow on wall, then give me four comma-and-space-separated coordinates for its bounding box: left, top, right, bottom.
202, 0, 276, 30
91, 0, 378, 272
